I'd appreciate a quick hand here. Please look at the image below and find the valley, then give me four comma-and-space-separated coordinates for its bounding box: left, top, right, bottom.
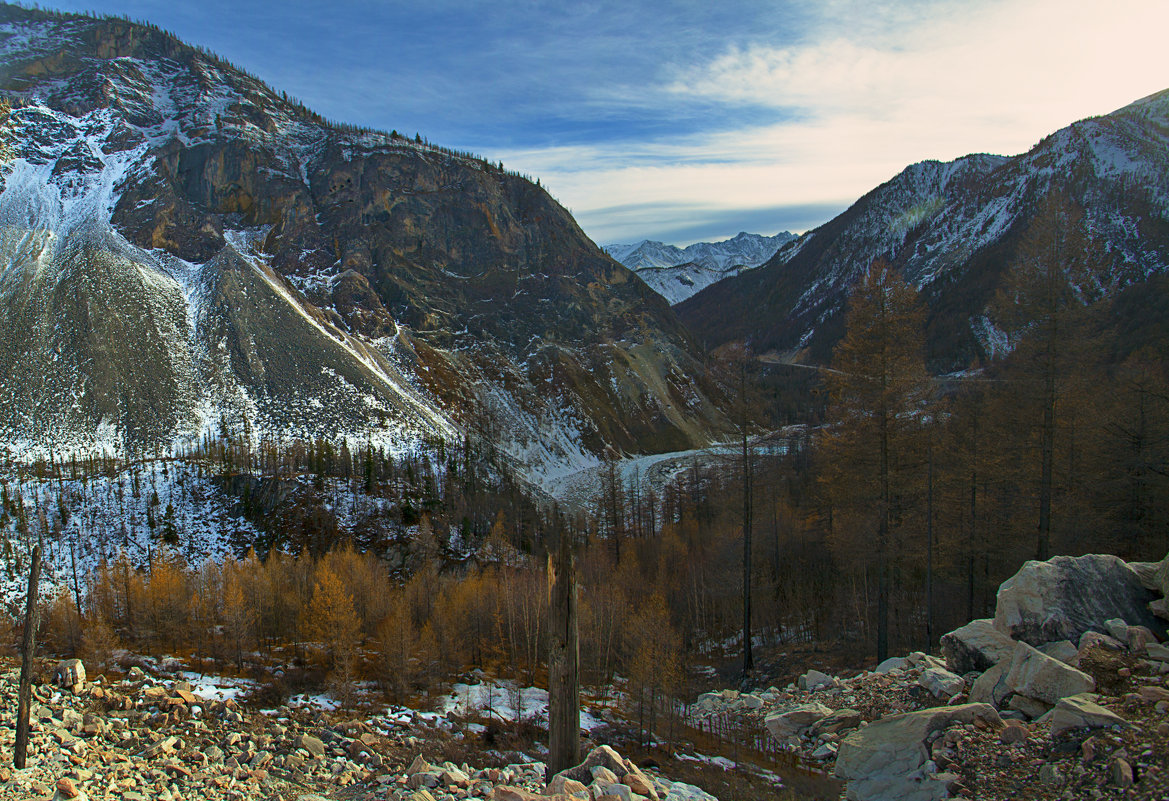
1, 4, 1168, 801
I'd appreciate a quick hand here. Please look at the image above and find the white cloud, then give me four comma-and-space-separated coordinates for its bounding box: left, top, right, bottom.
500, 0, 1169, 245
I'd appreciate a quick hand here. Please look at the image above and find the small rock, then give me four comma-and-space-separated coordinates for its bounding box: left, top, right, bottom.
999, 721, 1029, 744
295, 734, 326, 758
54, 778, 81, 800
1039, 763, 1065, 786
1110, 757, 1134, 788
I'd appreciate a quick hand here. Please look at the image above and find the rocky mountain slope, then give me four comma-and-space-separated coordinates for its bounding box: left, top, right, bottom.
605, 232, 795, 305
0, 5, 730, 481
677, 90, 1169, 368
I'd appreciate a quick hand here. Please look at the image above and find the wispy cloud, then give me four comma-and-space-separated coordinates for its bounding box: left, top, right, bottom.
502, 0, 1169, 244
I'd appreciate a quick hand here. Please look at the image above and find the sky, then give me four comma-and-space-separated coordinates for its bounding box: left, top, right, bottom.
38, 0, 1169, 245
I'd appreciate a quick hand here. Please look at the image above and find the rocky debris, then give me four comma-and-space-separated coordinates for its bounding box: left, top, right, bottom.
691, 688, 772, 716
940, 619, 1017, 674
702, 549, 1169, 799
833, 703, 1001, 801
549, 744, 662, 801
0, 661, 711, 801
993, 553, 1167, 646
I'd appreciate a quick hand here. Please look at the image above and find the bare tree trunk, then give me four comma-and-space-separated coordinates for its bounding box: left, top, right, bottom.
741, 420, 754, 676
15, 543, 42, 769
926, 441, 934, 653
548, 531, 579, 777
1038, 368, 1055, 560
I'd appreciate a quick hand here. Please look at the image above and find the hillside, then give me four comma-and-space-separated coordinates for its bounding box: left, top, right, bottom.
676, 90, 1169, 368
0, 5, 730, 485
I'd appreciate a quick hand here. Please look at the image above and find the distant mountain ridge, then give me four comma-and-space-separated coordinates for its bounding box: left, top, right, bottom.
604, 231, 796, 304
677, 90, 1169, 367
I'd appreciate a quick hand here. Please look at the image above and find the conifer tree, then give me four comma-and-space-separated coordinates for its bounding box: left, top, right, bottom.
820, 259, 928, 662
992, 192, 1103, 559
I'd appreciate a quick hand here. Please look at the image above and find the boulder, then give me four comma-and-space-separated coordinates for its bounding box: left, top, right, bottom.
812, 708, 863, 737
765, 702, 833, 739
554, 745, 654, 800
1105, 618, 1131, 643
918, 667, 964, 698
1151, 598, 1169, 622
1146, 642, 1169, 662
296, 734, 327, 758
1133, 552, 1169, 597
1038, 640, 1079, 666
55, 659, 86, 690
940, 619, 1017, 674
798, 669, 834, 691
492, 787, 551, 801
1078, 630, 1125, 653
1007, 694, 1052, 720
1003, 642, 1095, 705
994, 554, 1167, 646
547, 776, 588, 796
969, 661, 1011, 708
52, 778, 86, 801
874, 656, 910, 674
835, 704, 1001, 801
1126, 625, 1156, 652
1046, 694, 1129, 736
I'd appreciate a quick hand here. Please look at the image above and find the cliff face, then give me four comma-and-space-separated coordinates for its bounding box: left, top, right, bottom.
0, 6, 729, 478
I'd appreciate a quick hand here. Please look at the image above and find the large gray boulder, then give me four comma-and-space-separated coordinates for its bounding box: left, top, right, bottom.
994, 554, 1167, 646
765, 703, 833, 739
835, 704, 1001, 801
1002, 642, 1095, 705
940, 619, 1017, 674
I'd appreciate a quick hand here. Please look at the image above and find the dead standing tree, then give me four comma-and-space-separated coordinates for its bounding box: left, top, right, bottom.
15, 542, 42, 769
547, 525, 580, 777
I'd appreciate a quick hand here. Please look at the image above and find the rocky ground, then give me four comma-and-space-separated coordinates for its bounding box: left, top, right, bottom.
0, 660, 716, 801
692, 551, 1169, 800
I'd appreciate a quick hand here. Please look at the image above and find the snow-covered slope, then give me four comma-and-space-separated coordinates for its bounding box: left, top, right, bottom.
0, 6, 730, 482
678, 90, 1169, 366
605, 231, 795, 304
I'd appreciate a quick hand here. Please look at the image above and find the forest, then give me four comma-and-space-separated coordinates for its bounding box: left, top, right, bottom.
2, 194, 1168, 746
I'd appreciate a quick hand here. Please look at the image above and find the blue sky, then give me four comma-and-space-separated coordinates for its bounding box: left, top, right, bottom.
44, 0, 1169, 245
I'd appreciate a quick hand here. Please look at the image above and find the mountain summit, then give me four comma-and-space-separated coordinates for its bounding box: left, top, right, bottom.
677, 90, 1169, 367
605, 231, 796, 304
0, 5, 729, 478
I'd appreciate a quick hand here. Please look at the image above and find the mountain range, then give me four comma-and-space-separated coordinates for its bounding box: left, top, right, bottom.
677, 90, 1169, 368
604, 231, 796, 305
0, 5, 731, 483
